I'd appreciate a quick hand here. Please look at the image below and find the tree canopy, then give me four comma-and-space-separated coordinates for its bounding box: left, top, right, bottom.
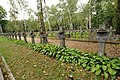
0, 5, 7, 32
1, 0, 120, 35
0, 5, 7, 20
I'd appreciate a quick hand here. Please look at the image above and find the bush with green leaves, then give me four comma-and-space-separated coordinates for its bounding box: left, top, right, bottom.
14, 40, 120, 79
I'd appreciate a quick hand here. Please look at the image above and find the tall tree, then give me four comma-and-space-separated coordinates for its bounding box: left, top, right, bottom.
9, 0, 19, 32
17, 0, 34, 32
58, 0, 78, 30
37, 0, 48, 43
40, 0, 46, 31
84, 0, 115, 29
44, 0, 51, 31
114, 0, 120, 34
0, 6, 6, 20
0, 5, 7, 33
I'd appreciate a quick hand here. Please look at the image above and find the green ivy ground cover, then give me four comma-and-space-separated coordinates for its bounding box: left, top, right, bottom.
0, 37, 97, 80
13, 38, 120, 80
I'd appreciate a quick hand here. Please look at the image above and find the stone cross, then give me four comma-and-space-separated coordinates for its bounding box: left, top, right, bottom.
39, 31, 48, 44
39, 32, 42, 44
6, 33, 9, 38
58, 26, 65, 47
12, 32, 14, 39
17, 32, 21, 40
14, 32, 17, 40
22, 31, 27, 43
30, 31, 35, 44
97, 28, 108, 56
8, 32, 11, 39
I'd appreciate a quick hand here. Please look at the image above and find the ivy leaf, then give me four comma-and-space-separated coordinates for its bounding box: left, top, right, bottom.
111, 63, 120, 69
96, 64, 101, 70
59, 56, 64, 61
104, 72, 109, 79
49, 52, 52, 56
108, 68, 117, 75
102, 65, 107, 71
82, 63, 86, 67
95, 69, 101, 75
111, 75, 116, 80
102, 62, 105, 65
91, 67, 96, 73
107, 64, 111, 67
102, 56, 110, 61
86, 66, 90, 70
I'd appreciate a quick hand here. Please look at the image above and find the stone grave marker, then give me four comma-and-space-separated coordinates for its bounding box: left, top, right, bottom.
97, 28, 108, 56
17, 31, 21, 40
58, 27, 65, 47
30, 31, 35, 44
22, 31, 27, 43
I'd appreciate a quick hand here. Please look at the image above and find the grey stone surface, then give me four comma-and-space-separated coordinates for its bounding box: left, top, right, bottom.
22, 31, 27, 43
58, 27, 65, 47
97, 28, 108, 56
0, 68, 4, 80
39, 31, 48, 44
30, 31, 35, 44
17, 32, 21, 40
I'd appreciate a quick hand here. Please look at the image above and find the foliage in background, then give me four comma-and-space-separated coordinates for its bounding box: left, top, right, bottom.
83, 0, 115, 29
0, 6, 7, 20
0, 5, 7, 32
1, 0, 120, 35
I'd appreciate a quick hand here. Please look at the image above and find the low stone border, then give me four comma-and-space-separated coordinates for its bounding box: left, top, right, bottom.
0, 68, 4, 80
0, 53, 15, 80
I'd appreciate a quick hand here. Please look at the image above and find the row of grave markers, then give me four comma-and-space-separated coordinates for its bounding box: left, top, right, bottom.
0, 27, 109, 56
0, 27, 66, 46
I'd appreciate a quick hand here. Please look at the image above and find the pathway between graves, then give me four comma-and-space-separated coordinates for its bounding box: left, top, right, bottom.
21, 37, 120, 57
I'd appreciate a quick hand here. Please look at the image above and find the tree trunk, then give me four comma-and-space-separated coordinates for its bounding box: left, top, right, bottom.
115, 0, 120, 34
88, 0, 92, 30
0, 24, 3, 33
40, 0, 48, 44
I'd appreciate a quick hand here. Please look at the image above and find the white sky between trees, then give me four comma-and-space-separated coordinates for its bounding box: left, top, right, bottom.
0, 0, 89, 20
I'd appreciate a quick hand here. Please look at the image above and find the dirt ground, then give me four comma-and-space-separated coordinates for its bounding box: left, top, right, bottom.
21, 37, 120, 57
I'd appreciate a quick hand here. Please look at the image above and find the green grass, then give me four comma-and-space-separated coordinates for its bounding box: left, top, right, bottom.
0, 37, 97, 80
